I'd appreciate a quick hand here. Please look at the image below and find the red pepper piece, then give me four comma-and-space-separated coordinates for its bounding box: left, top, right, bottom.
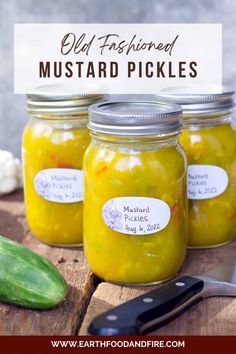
57, 163, 74, 169
95, 165, 108, 175
51, 153, 59, 161
171, 202, 181, 222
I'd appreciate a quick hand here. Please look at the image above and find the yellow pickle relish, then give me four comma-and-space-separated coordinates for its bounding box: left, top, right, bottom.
22, 84, 107, 246
83, 101, 188, 285
159, 86, 236, 248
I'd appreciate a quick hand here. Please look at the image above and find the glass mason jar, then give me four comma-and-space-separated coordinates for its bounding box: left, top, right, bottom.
83, 101, 187, 285
159, 86, 236, 248
22, 85, 107, 246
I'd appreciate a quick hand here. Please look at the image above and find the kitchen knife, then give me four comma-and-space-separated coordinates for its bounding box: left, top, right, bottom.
88, 261, 236, 335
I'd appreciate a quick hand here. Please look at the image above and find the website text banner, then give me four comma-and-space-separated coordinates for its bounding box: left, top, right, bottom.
0, 336, 235, 354
14, 24, 222, 94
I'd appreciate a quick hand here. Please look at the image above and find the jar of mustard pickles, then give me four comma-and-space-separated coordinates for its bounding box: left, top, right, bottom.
22, 84, 107, 246
159, 86, 236, 248
83, 101, 187, 285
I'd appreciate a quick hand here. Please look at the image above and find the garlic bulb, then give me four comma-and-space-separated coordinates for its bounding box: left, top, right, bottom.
0, 150, 23, 195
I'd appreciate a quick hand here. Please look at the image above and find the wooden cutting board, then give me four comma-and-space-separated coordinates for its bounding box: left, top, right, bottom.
0, 191, 235, 335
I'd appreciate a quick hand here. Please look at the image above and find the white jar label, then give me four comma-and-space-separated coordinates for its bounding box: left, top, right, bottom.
187, 165, 228, 200
34, 168, 83, 203
102, 197, 171, 235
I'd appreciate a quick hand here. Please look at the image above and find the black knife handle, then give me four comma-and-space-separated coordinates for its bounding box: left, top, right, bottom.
88, 276, 204, 336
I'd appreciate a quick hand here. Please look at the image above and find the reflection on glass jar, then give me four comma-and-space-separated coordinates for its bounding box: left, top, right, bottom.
84, 101, 187, 285
159, 86, 236, 248
22, 85, 107, 246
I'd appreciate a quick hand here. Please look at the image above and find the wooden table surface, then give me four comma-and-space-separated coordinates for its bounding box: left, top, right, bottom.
0, 190, 235, 336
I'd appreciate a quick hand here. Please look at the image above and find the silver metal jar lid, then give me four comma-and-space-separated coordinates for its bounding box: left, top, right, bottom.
27, 84, 108, 115
157, 85, 235, 115
88, 101, 182, 136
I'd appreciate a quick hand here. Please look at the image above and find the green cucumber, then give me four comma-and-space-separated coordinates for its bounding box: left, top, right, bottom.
0, 235, 68, 309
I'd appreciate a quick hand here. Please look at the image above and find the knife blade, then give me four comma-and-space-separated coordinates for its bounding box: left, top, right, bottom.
88, 261, 236, 336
